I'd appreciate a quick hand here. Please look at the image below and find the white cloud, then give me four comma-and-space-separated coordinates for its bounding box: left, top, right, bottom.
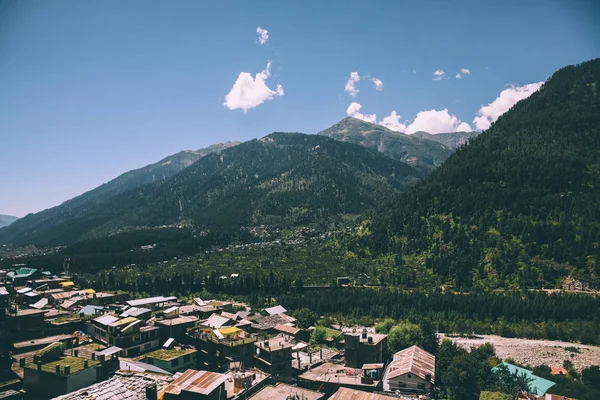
346, 102, 377, 123
256, 27, 269, 45
405, 109, 471, 134
379, 111, 407, 132
224, 61, 284, 112
433, 69, 445, 81
371, 78, 383, 91
345, 72, 361, 97
461, 68, 471, 75
455, 73, 461, 79
473, 82, 543, 130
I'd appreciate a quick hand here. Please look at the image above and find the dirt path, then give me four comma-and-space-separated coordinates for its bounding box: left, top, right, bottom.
438, 333, 600, 372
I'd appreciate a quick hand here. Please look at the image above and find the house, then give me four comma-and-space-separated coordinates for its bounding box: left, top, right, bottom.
223, 368, 270, 398
382, 346, 435, 393
246, 313, 297, 334
254, 336, 294, 375
5, 308, 47, 341
187, 326, 256, 371
91, 314, 161, 357
144, 346, 198, 373
119, 358, 172, 375
126, 296, 178, 311
264, 305, 287, 315
201, 314, 236, 329
120, 307, 152, 320
51, 370, 174, 400
329, 387, 400, 400
298, 362, 380, 394
23, 343, 101, 398
273, 324, 311, 342
344, 328, 388, 368
207, 300, 233, 312
155, 315, 198, 343
249, 383, 324, 400
492, 363, 556, 397
179, 304, 216, 318
161, 369, 228, 400
8, 268, 41, 285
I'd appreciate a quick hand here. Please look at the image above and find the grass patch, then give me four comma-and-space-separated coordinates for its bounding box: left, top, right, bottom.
146, 348, 195, 361
25, 356, 99, 374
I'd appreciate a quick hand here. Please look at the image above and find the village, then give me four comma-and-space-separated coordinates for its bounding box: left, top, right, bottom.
0, 265, 584, 400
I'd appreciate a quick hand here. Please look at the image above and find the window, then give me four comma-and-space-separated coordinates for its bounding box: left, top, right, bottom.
144, 343, 151, 349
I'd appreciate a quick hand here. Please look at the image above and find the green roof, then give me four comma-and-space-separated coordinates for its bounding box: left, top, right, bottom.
24, 356, 99, 375
9, 268, 38, 279
492, 363, 555, 396
146, 347, 196, 361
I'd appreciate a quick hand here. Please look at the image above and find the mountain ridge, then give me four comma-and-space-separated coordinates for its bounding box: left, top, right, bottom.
0, 215, 18, 229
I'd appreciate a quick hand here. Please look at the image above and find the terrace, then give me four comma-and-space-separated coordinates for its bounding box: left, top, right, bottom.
24, 356, 100, 375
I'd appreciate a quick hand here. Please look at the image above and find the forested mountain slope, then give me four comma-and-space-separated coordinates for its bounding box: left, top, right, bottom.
0, 141, 239, 245
2, 133, 421, 246
411, 130, 480, 149
366, 58, 600, 290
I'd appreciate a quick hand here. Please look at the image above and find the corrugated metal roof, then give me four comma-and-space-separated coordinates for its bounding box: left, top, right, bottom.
384, 346, 436, 384
162, 369, 227, 396
120, 307, 152, 318
96, 346, 123, 356
94, 314, 119, 326
30, 298, 49, 309
265, 305, 287, 315
126, 296, 177, 307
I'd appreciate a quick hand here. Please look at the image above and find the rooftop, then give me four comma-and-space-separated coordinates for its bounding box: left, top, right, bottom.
93, 314, 120, 326
265, 305, 287, 315
10, 308, 47, 318
329, 387, 403, 400
249, 383, 324, 400
24, 356, 100, 375
126, 296, 177, 307
224, 368, 270, 398
162, 369, 227, 396
299, 363, 379, 388
385, 346, 435, 384
345, 331, 387, 345
13, 334, 74, 350
155, 315, 198, 326
146, 347, 196, 361
274, 324, 301, 336
255, 336, 295, 351
52, 370, 174, 400
492, 363, 556, 396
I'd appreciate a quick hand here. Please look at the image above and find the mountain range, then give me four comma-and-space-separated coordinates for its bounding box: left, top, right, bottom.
0, 215, 18, 229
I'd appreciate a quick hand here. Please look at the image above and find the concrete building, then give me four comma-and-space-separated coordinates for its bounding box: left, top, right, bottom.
187, 326, 256, 371
161, 369, 228, 400
5, 308, 47, 341
344, 328, 388, 368
23, 355, 101, 398
155, 315, 198, 343
382, 346, 435, 393
298, 362, 380, 395
249, 383, 324, 400
254, 336, 294, 375
91, 314, 161, 357
144, 346, 198, 374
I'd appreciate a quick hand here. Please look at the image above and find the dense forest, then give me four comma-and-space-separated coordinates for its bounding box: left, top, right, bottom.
364, 58, 600, 290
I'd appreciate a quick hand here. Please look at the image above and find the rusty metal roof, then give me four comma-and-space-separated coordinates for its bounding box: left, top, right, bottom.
384, 345, 435, 384
329, 387, 402, 400
162, 369, 227, 396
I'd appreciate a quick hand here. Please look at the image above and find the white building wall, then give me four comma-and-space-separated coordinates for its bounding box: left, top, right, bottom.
383, 372, 431, 392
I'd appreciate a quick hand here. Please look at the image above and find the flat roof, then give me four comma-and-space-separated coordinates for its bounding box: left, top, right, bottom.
249, 383, 324, 400
329, 387, 399, 400
156, 315, 197, 326
11, 309, 47, 317
13, 334, 74, 349
299, 363, 379, 388
146, 347, 196, 361
255, 336, 295, 351
96, 346, 123, 357
24, 356, 100, 375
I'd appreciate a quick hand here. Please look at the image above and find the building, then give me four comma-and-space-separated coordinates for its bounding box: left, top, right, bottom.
246, 313, 298, 334
161, 369, 228, 400
91, 314, 161, 357
126, 296, 178, 311
492, 363, 556, 397
23, 350, 101, 398
264, 305, 287, 315
144, 346, 198, 374
382, 346, 435, 393
7, 268, 41, 285
120, 307, 152, 320
344, 329, 388, 368
5, 308, 47, 341
329, 387, 401, 400
298, 362, 380, 394
249, 383, 324, 400
224, 368, 270, 398
51, 370, 174, 400
273, 324, 311, 342
187, 326, 256, 371
155, 315, 198, 343
254, 336, 294, 375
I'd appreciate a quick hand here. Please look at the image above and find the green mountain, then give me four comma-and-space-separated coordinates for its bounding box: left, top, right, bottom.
1, 133, 421, 246
0, 215, 18, 229
367, 58, 600, 290
0, 141, 239, 245
411, 130, 480, 149
317, 117, 457, 170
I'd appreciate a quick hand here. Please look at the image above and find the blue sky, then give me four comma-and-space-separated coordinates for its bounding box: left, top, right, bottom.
1, 0, 598, 217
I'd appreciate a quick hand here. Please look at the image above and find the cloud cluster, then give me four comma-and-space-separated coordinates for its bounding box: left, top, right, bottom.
256, 27, 269, 45
346, 102, 377, 123
371, 78, 383, 91
344, 72, 361, 97
433, 69, 445, 81
473, 82, 543, 129
347, 103, 471, 134
456, 67, 471, 79
224, 62, 284, 112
